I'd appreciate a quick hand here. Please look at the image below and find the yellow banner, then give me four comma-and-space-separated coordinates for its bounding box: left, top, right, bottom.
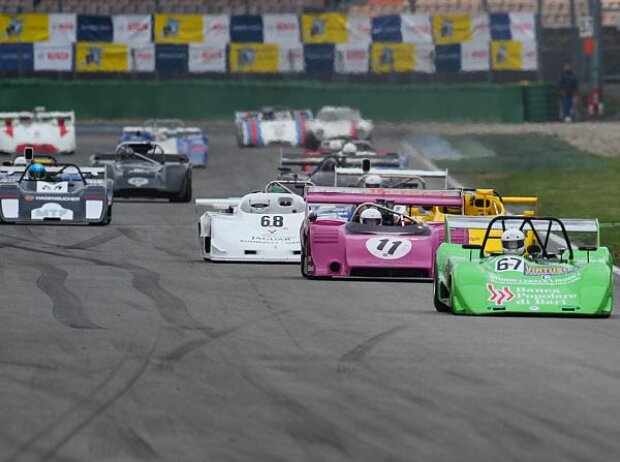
154, 14, 203, 44
433, 15, 471, 45
76, 42, 128, 72
0, 14, 48, 43
301, 13, 348, 44
491, 40, 522, 70
371, 43, 415, 73
230, 43, 279, 73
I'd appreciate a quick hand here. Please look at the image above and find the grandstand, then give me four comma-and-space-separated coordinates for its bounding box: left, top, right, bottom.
0, 0, 615, 27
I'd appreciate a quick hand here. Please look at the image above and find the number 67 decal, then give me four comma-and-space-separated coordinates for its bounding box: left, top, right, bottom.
495, 257, 523, 272
366, 237, 412, 260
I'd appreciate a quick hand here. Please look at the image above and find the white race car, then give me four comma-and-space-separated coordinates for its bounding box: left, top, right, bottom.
0, 108, 76, 155
196, 181, 307, 262
235, 107, 313, 147
304, 106, 373, 149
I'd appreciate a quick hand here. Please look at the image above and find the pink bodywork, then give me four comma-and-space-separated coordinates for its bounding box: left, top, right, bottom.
302, 188, 465, 279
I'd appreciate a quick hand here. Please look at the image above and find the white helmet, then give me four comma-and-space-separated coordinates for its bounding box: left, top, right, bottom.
360, 208, 382, 226
364, 175, 382, 188
501, 229, 525, 255
342, 142, 357, 155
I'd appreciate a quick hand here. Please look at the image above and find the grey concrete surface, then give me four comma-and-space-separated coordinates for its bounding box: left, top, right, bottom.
0, 127, 618, 462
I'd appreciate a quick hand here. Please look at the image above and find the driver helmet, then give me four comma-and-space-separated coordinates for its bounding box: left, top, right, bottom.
360, 208, 382, 226
501, 229, 525, 255
364, 175, 382, 188
342, 142, 357, 155
29, 163, 46, 180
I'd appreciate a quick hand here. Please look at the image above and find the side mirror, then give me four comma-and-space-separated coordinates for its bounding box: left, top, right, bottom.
362, 158, 371, 173
24, 146, 34, 163
578, 245, 597, 251
308, 211, 318, 222
462, 244, 482, 250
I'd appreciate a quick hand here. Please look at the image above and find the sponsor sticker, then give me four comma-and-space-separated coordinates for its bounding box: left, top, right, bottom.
128, 177, 149, 187
524, 264, 576, 276
487, 284, 515, 305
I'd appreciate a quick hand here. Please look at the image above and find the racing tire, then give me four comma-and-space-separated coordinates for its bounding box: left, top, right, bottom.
301, 249, 308, 278
433, 275, 451, 313
170, 175, 192, 203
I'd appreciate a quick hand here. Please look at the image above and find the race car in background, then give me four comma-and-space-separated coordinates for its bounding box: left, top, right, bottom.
120, 119, 209, 168
434, 215, 613, 316
300, 186, 464, 279
196, 181, 308, 262
235, 107, 313, 147
0, 150, 112, 225
0, 108, 75, 155
90, 141, 192, 202
304, 106, 373, 149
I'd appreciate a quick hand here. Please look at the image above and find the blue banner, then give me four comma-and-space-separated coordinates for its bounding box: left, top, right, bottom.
0, 43, 34, 71
371, 15, 402, 42
303, 44, 334, 72
490, 14, 512, 41
435, 44, 461, 73
230, 15, 263, 43
77, 15, 113, 42
155, 44, 188, 72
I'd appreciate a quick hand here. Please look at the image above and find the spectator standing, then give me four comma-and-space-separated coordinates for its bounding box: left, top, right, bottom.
559, 63, 579, 122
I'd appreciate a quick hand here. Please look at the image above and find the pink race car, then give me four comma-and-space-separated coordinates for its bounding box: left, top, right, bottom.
300, 187, 463, 279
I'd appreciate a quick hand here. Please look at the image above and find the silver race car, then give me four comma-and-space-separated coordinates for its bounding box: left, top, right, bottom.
90, 142, 192, 202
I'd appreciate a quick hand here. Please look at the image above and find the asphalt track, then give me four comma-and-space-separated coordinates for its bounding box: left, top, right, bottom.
0, 126, 619, 462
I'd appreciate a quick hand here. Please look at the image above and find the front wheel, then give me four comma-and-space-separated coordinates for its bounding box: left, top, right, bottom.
301, 249, 308, 278
170, 175, 192, 203
433, 275, 451, 313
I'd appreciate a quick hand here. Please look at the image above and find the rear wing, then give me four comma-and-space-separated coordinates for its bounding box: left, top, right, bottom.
335, 167, 448, 188
195, 198, 241, 210
280, 153, 401, 169
0, 111, 34, 120
502, 196, 538, 206
90, 152, 189, 164
35, 111, 75, 124
0, 164, 107, 182
306, 186, 463, 207
444, 215, 600, 244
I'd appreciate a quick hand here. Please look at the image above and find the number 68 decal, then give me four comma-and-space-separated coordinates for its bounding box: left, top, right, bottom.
366, 237, 412, 260
261, 216, 284, 227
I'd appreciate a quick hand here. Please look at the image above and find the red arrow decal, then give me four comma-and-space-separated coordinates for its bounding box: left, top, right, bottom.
488, 284, 516, 305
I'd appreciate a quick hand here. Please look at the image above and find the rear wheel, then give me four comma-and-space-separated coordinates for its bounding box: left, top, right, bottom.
301, 248, 308, 278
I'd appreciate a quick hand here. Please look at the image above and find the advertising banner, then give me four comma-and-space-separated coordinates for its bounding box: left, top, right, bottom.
203, 14, 230, 46
415, 43, 435, 73
371, 43, 414, 73
401, 14, 432, 44
301, 13, 348, 44
491, 40, 523, 70
129, 44, 155, 71
303, 43, 335, 72
48, 14, 76, 44
371, 14, 401, 42
76, 42, 128, 72
0, 43, 34, 71
263, 14, 299, 45
346, 16, 371, 45
461, 40, 489, 71
278, 45, 304, 72
77, 15, 113, 42
229, 43, 278, 73
113, 15, 152, 44
335, 44, 369, 73
230, 15, 263, 43
433, 15, 472, 45
34, 42, 72, 71
434, 43, 462, 72
155, 44, 188, 71
0, 14, 49, 43
510, 13, 536, 41
154, 14, 203, 44
188, 44, 226, 72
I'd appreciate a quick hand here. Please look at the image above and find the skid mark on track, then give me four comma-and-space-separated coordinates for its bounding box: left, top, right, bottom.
337, 324, 409, 374
35, 263, 101, 329
118, 226, 194, 260
66, 230, 121, 250
7, 337, 159, 462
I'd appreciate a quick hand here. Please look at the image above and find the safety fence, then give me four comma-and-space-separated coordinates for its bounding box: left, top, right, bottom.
0, 12, 538, 73
0, 79, 557, 122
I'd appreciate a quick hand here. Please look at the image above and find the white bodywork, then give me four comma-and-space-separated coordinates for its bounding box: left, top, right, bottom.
121, 119, 201, 154
305, 106, 373, 142
234, 109, 311, 147
197, 191, 306, 262
0, 109, 76, 155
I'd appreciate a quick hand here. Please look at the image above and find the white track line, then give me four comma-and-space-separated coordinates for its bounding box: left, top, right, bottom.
401, 142, 620, 276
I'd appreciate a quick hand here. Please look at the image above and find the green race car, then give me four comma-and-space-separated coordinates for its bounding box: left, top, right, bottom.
433, 216, 613, 316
